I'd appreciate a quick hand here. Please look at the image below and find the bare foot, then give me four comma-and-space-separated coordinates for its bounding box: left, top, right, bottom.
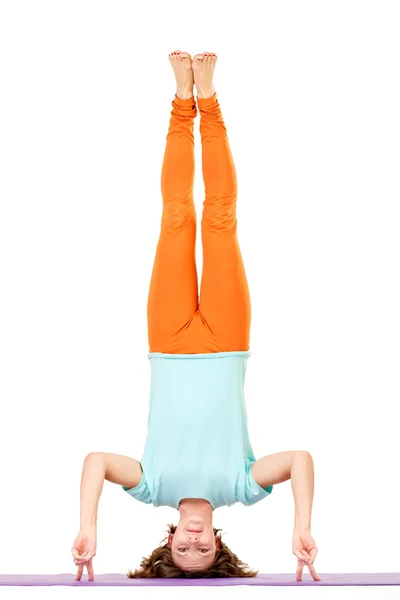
192, 52, 217, 99
168, 50, 194, 100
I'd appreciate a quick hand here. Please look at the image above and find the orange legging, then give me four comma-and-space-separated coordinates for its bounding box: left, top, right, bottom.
147, 92, 251, 354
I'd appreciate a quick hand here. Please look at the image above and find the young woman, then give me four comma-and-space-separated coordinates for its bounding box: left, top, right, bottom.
71, 51, 320, 582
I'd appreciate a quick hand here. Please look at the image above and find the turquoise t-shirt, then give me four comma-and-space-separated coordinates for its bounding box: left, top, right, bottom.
122, 351, 273, 509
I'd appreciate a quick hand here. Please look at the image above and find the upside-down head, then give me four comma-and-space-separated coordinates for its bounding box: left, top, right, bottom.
126, 523, 259, 578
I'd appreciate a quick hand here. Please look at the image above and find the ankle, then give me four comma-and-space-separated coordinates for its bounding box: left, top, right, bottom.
176, 88, 194, 100
196, 87, 215, 99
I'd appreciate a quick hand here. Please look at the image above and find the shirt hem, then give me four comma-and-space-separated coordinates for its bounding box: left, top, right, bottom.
148, 351, 251, 360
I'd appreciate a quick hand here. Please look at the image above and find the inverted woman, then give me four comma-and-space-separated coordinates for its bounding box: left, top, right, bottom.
71, 50, 320, 582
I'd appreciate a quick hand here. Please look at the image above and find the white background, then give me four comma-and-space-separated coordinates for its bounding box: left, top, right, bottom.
1, 1, 399, 598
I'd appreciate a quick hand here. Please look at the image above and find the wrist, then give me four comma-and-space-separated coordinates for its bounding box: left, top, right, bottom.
80, 523, 97, 532
294, 523, 311, 534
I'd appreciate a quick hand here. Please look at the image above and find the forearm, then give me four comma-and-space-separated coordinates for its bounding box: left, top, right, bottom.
291, 451, 315, 532
79, 453, 105, 530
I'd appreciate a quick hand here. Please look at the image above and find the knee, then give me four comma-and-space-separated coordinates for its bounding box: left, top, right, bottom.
162, 199, 196, 232
202, 195, 237, 232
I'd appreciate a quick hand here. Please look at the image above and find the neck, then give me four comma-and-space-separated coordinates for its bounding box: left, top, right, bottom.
178, 498, 214, 523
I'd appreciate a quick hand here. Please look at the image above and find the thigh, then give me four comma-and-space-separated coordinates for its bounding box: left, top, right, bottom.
147, 207, 199, 353
199, 223, 251, 351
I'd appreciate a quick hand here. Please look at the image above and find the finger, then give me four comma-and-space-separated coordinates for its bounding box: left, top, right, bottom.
296, 558, 305, 581
308, 563, 321, 581
83, 551, 95, 562
293, 549, 307, 562
308, 547, 318, 564
75, 563, 83, 581
86, 558, 95, 582
72, 548, 88, 560
74, 557, 92, 566
301, 549, 311, 561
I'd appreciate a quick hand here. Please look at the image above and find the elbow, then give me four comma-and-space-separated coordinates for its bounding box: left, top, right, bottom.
296, 450, 313, 461
84, 452, 103, 462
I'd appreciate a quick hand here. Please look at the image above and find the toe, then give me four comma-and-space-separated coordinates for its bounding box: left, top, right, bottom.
179, 52, 191, 60
194, 54, 204, 61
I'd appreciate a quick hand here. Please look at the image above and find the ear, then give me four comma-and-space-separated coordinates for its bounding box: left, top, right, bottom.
167, 532, 173, 548
215, 534, 221, 550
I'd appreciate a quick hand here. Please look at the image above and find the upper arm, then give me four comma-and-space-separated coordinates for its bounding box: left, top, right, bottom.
251, 450, 295, 488
98, 452, 143, 488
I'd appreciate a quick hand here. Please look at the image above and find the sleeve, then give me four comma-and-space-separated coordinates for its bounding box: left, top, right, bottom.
121, 468, 153, 505
237, 459, 273, 506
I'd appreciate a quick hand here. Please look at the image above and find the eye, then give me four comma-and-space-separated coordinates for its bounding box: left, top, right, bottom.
178, 548, 209, 553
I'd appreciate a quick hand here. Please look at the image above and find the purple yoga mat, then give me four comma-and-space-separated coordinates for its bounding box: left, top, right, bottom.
0, 573, 399, 586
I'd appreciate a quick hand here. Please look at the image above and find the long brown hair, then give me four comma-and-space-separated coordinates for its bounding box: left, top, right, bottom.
126, 523, 258, 578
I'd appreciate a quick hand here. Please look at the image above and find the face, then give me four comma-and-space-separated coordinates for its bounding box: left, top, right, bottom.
168, 516, 221, 571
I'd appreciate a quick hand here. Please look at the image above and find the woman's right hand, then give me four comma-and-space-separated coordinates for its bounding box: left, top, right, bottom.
292, 529, 320, 581
71, 527, 97, 581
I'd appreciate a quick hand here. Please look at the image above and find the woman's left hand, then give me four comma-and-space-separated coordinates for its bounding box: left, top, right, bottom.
71, 528, 97, 581
292, 529, 321, 581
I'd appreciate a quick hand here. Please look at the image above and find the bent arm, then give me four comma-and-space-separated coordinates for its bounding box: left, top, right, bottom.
251, 450, 315, 532
79, 452, 143, 529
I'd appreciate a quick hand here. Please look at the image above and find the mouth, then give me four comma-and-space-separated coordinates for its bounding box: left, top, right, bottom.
185, 529, 203, 533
